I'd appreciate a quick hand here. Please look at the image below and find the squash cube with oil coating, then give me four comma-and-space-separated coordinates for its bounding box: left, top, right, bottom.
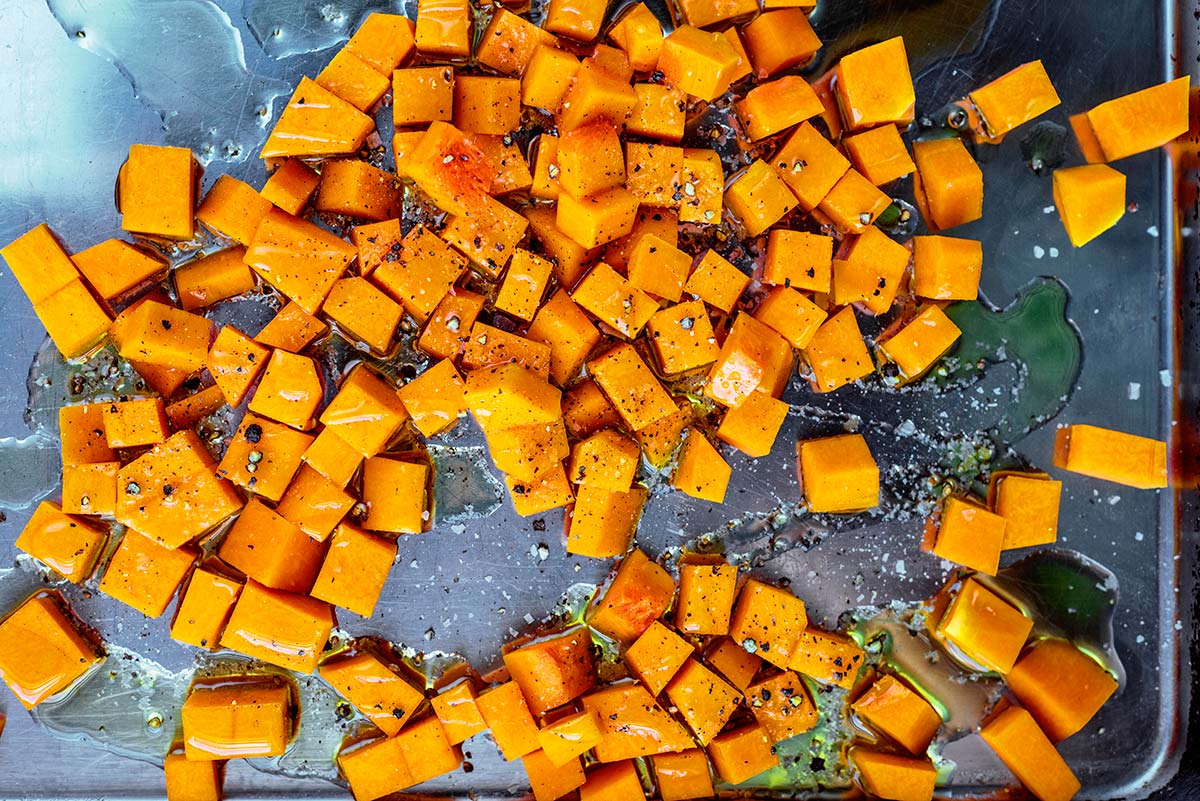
566, 483, 649, 559
797, 433, 879, 513
319, 365, 409, 458
164, 751, 222, 801
477, 680, 542, 760
218, 498, 328, 594
706, 722, 778, 784
729, 579, 808, 669
15, 501, 107, 583
0, 592, 103, 709
319, 650, 425, 736
431, 678, 487, 745
587, 550, 675, 643
1005, 637, 1117, 742
99, 531, 197, 618
170, 567, 243, 650
503, 628, 596, 715
217, 414, 313, 501
931, 497, 1005, 575
363, 456, 429, 534
676, 562, 738, 635
934, 577, 1032, 674
747, 670, 818, 742
118, 144, 197, 240
653, 748, 714, 801
536, 710, 603, 768
248, 349, 323, 431
220, 581, 334, 674
851, 673, 942, 755
850, 748, 938, 801
181, 678, 292, 760
311, 522, 398, 617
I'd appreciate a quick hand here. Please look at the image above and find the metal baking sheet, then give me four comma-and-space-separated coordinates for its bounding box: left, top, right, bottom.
0, 0, 1195, 798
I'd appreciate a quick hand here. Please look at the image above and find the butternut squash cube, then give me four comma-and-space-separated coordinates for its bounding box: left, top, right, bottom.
1052, 424, 1167, 489
879, 305, 962, 379
706, 636, 762, 690
754, 286, 827, 349
454, 75, 521, 135
463, 362, 561, 431
477, 8, 556, 75
833, 37, 915, 131
338, 735, 413, 801
802, 306, 874, 393
566, 483, 648, 558
72, 238, 167, 301
461, 322, 552, 378
851, 674, 941, 754
59, 404, 116, 466
686, 250, 748, 312
415, 0, 471, 57
319, 366, 408, 457
544, 0, 606, 41
672, 429, 732, 503
100, 531, 197, 617
625, 621, 694, 695
850, 748, 937, 801
216, 413, 312, 501
676, 562, 738, 635
581, 682, 693, 761
218, 498, 328, 593
1081, 76, 1189, 162
373, 224, 468, 324
302, 427, 363, 488
912, 138, 983, 232
994, 473, 1062, 549
394, 66, 454, 126
569, 429, 639, 490
346, 13, 415, 75
607, 3, 663, 73
103, 398, 170, 452
969, 60, 1061, 141
675, 0, 755, 27
704, 312, 794, 408
741, 9, 822, 79
658, 25, 741, 102
762, 229, 833, 292
729, 579, 808, 669
557, 187, 640, 249
316, 48, 391, 111
746, 670, 818, 742
1, 223, 79, 304
725, 160, 798, 236
979, 706, 1080, 801
220, 581, 334, 674
118, 144, 197, 240
935, 578, 1032, 674
523, 749, 586, 801
196, 175, 273, 246
244, 208, 357, 315
431, 678, 487, 744
181, 678, 292, 760
206, 325, 270, 407
260, 159, 321, 216
248, 349, 323, 431
164, 751, 222, 801
706, 723, 778, 784
798, 433, 879, 513
255, 301, 329, 352
536, 709, 603, 768
170, 567, 242, 650
397, 358, 466, 437
627, 83, 687, 142
61, 461, 120, 517
477, 680, 541, 760
319, 650, 424, 735
646, 300, 720, 376
588, 550, 674, 642
1006, 637, 1118, 742
816, 168, 892, 234
114, 299, 212, 372
35, 282, 110, 363
0, 592, 101, 709
579, 759, 646, 800
563, 379, 622, 440
261, 78, 375, 160
679, 148, 725, 224
589, 343, 677, 431
771, 122, 850, 211
315, 160, 403, 222
653, 749, 714, 801
912, 235, 982, 300
363, 456, 429, 534
735, 75, 823, 141
931, 496, 1005, 574
322, 276, 403, 354
844, 124, 916, 185
504, 628, 596, 715
15, 501, 106, 582
527, 290, 602, 387
508, 465, 577, 517
666, 658, 741, 745
1052, 164, 1126, 247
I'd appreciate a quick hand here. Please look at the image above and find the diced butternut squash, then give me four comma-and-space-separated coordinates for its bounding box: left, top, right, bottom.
736, 76, 823, 141
566, 483, 648, 558
175, 247, 256, 312
262, 77, 375, 159
729, 579, 808, 669
607, 3, 663, 73
315, 160, 403, 222
852, 674, 942, 754
1, 223, 80, 304
746, 670, 817, 742
771, 122, 850, 212
850, 748, 937, 801
579, 759, 646, 801
60, 403, 117, 465
706, 723, 778, 784
338, 734, 413, 801
196, 175, 273, 245
477, 8, 557, 75
536, 709, 603, 768
934, 578, 1032, 674
672, 429, 732, 503
164, 751, 222, 801
99, 531, 197, 618
563, 379, 622, 440
879, 305, 962, 380
679, 148, 724, 224
912, 235, 981, 300
816, 168, 892, 234
968, 60, 1061, 141
798, 433, 879, 513
61, 461, 120, 517
261, 159, 321, 215
170, 567, 242, 650
653, 749, 714, 801
319, 650, 424, 736
658, 25, 741, 102
588, 343, 676, 431
627, 83, 687, 141
345, 13, 416, 74
218, 497, 328, 594
557, 187, 640, 249
686, 250, 748, 312
504, 628, 596, 715
477, 680, 542, 760
206, 325, 269, 407
462, 322, 552, 379
754, 286, 827, 349
15, 501, 106, 583
675, 0, 756, 27
220, 580, 334, 674
1006, 637, 1118, 742
788, 628, 865, 688
182, 678, 292, 760
216, 413, 312, 501
72, 238, 167, 301
741, 9, 822, 79
762, 229, 833, 292
114, 298, 212, 372
0, 592, 102, 709
544, 0, 606, 41
676, 562, 738, 635
581, 682, 693, 761
319, 366, 408, 457
558, 60, 638, 131
248, 349, 322, 431
432, 679, 487, 744
994, 473, 1062, 549
245, 208, 357, 315
415, 0, 471, 57
1051, 164, 1126, 247
118, 144, 197, 240
979, 706, 1081, 801
802, 306, 874, 393
588, 550, 674, 642
646, 300, 720, 376
912, 138, 983, 232
665, 658, 741, 745
706, 636, 762, 690
625, 621, 694, 695
930, 496, 1005, 574
1052, 424, 1167, 489
704, 312, 794, 408
527, 290, 602, 386
523, 750, 587, 801
256, 301, 329, 352
725, 160, 799, 236
322, 276, 403, 354
844, 124, 916, 185
833, 37, 915, 131
1078, 77, 1189, 162
362, 456, 429, 534
569, 429, 640, 490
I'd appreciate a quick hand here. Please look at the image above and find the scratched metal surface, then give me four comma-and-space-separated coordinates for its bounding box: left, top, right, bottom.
0, 0, 1195, 799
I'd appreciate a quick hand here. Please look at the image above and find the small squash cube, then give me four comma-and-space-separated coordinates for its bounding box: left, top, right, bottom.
588, 550, 675, 642
322, 276, 403, 354
523, 750, 587, 801
579, 760, 646, 800
113, 298, 212, 372
607, 3, 663, 73
363, 456, 429, 534
665, 658, 742, 745
16, 501, 107, 583
392, 66, 454, 126
61, 461, 120, 517
715, 390, 789, 458
935, 577, 1033, 674
625, 621, 694, 696
706, 723, 778, 784
879, 305, 962, 380
706, 636, 763, 690
216, 414, 312, 501
566, 484, 649, 558
729, 579, 808, 669
802, 306, 874, 393
588, 343, 677, 431
569, 429, 640, 490
431, 678, 488, 744
816, 168, 892, 234
979, 706, 1081, 801
0, 592, 102, 709
704, 312, 794, 408
527, 290, 602, 387
170, 567, 242, 650
260, 158, 321, 216
968, 60, 1060, 141
255, 301, 329, 353
100, 531, 197, 617
181, 679, 292, 760
753, 286, 827, 349
261, 78, 375, 160
1052, 164, 1126, 247
453, 75, 521, 135
735, 75, 823, 141
118, 144, 197, 240
1, 223, 79, 304
220, 581, 334, 674
741, 9, 822, 79
994, 473, 1062, 550
833, 36, 915, 131
798, 433, 879, 513
314, 160, 403, 222
206, 325, 270, 407
653, 749, 714, 801
477, 680, 542, 760
931, 496, 1005, 574
1006, 637, 1118, 742
685, 250, 748, 312
676, 562, 738, 635
196, 175, 273, 245
658, 25, 741, 102
244, 208, 357, 315
248, 349, 323, 431
544, 0, 606, 41
319, 366, 408, 457
581, 682, 693, 761
415, 0, 471, 57
912, 138, 983, 232
164, 751, 222, 801
672, 429, 732, 503
345, 13, 416, 74
627, 83, 687, 142
1079, 76, 1189, 162
72, 238, 168, 301
679, 148, 725, 224
725, 160, 798, 236
397, 358, 466, 437
844, 124, 916, 185
537, 710, 603, 768
771, 121, 850, 211
911, 235, 982, 300
850, 749, 938, 801
217, 497, 329, 594
646, 300, 720, 375
762, 229, 833, 292
556, 187, 640, 249
851, 674, 942, 755
504, 628, 596, 715
746, 670, 818, 742
319, 650, 424, 735
1052, 424, 1167, 489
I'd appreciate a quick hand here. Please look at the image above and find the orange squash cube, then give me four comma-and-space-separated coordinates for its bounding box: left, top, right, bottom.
59, 404, 116, 466
851, 674, 942, 754
543, 0, 606, 40
604, 207, 679, 270
935, 578, 1033, 674
462, 322, 552, 380
206, 325, 269, 406
653, 749, 714, 801
607, 3, 663, 72
834, 37, 915, 131
850, 749, 938, 801
477, 8, 556, 75
477, 680, 542, 760
556, 122, 626, 200
164, 751, 222, 801
706, 723, 778, 784
798, 433, 879, 513
1052, 424, 1167, 489
345, 13, 416, 74
802, 306, 874, 393
715, 390, 790, 458
216, 414, 312, 501
527, 290, 602, 387
646, 300, 720, 375
118, 144, 197, 240
557, 60, 638, 131
261, 77, 375, 160
319, 366, 408, 457
994, 473, 1062, 549
735, 75, 823, 141
625, 621, 694, 695
275, 464, 356, 540
217, 498, 327, 594
322, 276, 403, 354
658, 25, 741, 102
36, 278, 112, 359
556, 187, 640, 249
61, 461, 120, 517
100, 531, 197, 618
931, 496, 1005, 574
392, 66, 454, 127
625, 142, 684, 209
415, 0, 471, 57
674, 0, 755, 26
114, 298, 212, 372
248, 349, 323, 431
706, 636, 763, 690
747, 670, 818, 742
581, 682, 693, 761
704, 312, 794, 407
754, 286, 827, 349
181, 678, 292, 760
817, 168, 892, 234
725, 160, 798, 236
220, 581, 334, 674
302, 428, 363, 489
504, 628, 596, 715
431, 679, 487, 744
729, 579, 808, 669
588, 342, 677, 431
912, 235, 982, 300
495, 248, 554, 321
0, 592, 101, 709
566, 483, 649, 558
1079, 76, 1189, 162
170, 567, 242, 650
968, 60, 1060, 141
314, 160, 403, 222
878, 305, 962, 379
787, 629, 865, 688
1006, 637, 1118, 742
686, 250, 748, 312
349, 218, 401, 279
676, 562, 738, 635
244, 208, 357, 315
196, 175, 273, 245
588, 550, 674, 642
463, 362, 561, 432
568, 429, 640, 490
255, 301, 329, 352
665, 658, 741, 745
319, 650, 424, 736
980, 706, 1081, 801
101, 397, 168, 449
627, 233, 691, 302
1, 223, 79, 304
563, 379, 622, 440
844, 124, 916, 185
72, 238, 167, 301
15, 501, 106, 583
579, 760, 646, 800
627, 83, 687, 141
404, 122, 495, 216
372, 224, 467, 324
260, 158, 321, 215
442, 198, 529, 278
164, 386, 226, 431
672, 429, 732, 503
523, 47, 580, 114
1052, 164, 1126, 247
912, 138, 983, 232
454, 75, 521, 135
362, 456, 428, 534
679, 148, 725, 224
536, 710, 603, 768
523, 750, 586, 801
397, 358, 466, 437
741, 9, 822, 79
771, 121, 850, 211
337, 735, 413, 801
506, 464, 576, 517
524, 206, 596, 287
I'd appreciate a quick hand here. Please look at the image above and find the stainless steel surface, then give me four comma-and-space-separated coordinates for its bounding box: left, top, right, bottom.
0, 0, 1194, 798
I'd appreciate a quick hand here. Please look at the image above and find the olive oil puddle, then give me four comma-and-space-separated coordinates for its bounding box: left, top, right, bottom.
45, 0, 291, 163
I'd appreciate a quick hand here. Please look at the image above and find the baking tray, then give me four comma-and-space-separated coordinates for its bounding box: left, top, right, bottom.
0, 0, 1195, 798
